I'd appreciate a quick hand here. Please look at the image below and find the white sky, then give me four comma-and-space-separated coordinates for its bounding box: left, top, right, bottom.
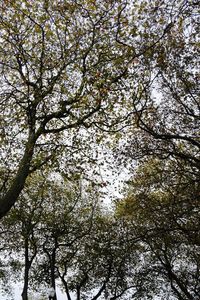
0, 283, 67, 300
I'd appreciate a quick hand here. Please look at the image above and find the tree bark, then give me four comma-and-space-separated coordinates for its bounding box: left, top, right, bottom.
50, 249, 57, 300
21, 238, 30, 300
0, 133, 36, 219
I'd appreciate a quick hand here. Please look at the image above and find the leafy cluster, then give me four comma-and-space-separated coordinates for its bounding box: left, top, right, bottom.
0, 0, 199, 299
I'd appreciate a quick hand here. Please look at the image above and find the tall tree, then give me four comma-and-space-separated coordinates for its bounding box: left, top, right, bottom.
0, 0, 187, 218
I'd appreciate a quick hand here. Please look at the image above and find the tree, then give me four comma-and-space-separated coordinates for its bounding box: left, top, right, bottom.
113, 4, 200, 296
1, 170, 105, 299
0, 0, 187, 218
1, 169, 148, 300
1, 173, 51, 300
56, 214, 135, 300
1, 1, 199, 298
118, 0, 199, 169
0, 0, 126, 217
116, 158, 200, 299
34, 178, 100, 300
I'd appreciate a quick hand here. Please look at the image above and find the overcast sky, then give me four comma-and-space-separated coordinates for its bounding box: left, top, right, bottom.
0, 283, 67, 300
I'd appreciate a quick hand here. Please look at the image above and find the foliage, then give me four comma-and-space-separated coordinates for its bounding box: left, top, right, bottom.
117, 0, 199, 169
0, 1, 199, 299
1, 0, 196, 218
116, 157, 200, 299
0, 0, 143, 217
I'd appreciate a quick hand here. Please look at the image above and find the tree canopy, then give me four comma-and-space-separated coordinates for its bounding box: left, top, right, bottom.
1, 0, 198, 218
0, 0, 199, 299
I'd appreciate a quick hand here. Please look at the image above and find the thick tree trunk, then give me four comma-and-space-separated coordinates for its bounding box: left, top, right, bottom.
0, 133, 36, 219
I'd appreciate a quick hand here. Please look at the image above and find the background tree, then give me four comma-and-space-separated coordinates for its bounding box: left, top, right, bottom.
116, 157, 200, 299
0, 171, 105, 299
113, 4, 200, 296
34, 179, 101, 300
56, 214, 135, 300
118, 0, 199, 169
1, 169, 149, 300
1, 173, 51, 300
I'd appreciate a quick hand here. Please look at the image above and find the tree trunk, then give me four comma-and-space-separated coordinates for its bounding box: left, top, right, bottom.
21, 238, 30, 300
0, 133, 36, 219
51, 249, 57, 300
48, 239, 58, 300
61, 277, 72, 300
